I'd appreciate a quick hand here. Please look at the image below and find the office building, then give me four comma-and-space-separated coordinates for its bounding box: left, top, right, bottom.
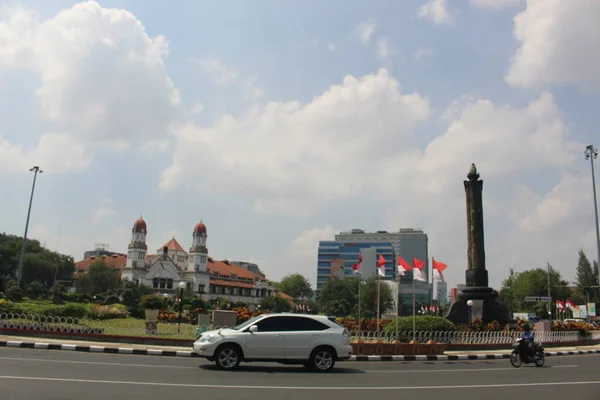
316, 241, 395, 290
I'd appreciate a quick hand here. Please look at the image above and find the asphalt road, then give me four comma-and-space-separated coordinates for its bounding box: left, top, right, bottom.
1, 347, 599, 400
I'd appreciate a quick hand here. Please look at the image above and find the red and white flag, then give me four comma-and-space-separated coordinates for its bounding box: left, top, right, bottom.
377, 254, 387, 277
412, 257, 427, 281
566, 299, 577, 310
397, 255, 412, 276
556, 300, 565, 310
351, 251, 363, 275
432, 258, 448, 282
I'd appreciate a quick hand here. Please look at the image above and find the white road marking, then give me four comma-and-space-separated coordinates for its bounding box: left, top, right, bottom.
0, 375, 599, 390
0, 355, 581, 374
0, 356, 198, 370
364, 365, 579, 373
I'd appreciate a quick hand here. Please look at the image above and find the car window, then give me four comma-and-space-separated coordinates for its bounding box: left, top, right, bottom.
255, 316, 288, 332
286, 316, 330, 331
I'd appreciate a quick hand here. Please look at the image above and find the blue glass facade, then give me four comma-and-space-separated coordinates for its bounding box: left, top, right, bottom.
316, 241, 396, 291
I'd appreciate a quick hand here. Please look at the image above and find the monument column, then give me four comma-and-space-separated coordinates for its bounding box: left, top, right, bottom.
445, 164, 513, 326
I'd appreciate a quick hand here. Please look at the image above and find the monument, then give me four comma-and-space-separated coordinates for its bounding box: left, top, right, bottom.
445, 164, 513, 325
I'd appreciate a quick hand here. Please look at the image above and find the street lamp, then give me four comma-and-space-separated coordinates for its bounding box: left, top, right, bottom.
17, 166, 43, 285
584, 145, 600, 290
467, 300, 474, 324
177, 281, 186, 333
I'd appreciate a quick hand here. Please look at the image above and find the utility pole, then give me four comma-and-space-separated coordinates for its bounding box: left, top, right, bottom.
547, 263, 552, 320
584, 145, 600, 292
17, 166, 43, 285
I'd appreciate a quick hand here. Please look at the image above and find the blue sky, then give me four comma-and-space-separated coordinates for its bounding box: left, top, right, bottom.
1, 0, 599, 290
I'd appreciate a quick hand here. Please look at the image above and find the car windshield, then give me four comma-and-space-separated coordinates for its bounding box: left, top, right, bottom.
232, 315, 263, 330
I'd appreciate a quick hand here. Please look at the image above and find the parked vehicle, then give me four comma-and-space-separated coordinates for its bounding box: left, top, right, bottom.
192, 313, 353, 372
509, 337, 545, 368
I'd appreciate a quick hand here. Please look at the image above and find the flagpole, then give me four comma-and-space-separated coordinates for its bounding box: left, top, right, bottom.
395, 274, 400, 342
377, 268, 381, 335
412, 269, 416, 341
357, 272, 362, 333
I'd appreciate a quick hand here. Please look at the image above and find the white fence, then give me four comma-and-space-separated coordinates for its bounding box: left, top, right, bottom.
350, 329, 592, 344
1, 313, 598, 344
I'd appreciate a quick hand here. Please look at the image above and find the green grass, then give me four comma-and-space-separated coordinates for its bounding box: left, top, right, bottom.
81, 317, 197, 339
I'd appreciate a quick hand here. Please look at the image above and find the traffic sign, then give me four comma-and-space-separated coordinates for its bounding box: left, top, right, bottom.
524, 296, 550, 303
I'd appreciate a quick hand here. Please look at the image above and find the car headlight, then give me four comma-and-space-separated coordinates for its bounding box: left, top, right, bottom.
199, 334, 220, 343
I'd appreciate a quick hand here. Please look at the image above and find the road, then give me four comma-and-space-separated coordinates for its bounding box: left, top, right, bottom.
0, 347, 599, 400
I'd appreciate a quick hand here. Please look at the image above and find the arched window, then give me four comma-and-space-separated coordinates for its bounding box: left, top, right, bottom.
167, 279, 173, 289
152, 278, 159, 288
159, 278, 166, 289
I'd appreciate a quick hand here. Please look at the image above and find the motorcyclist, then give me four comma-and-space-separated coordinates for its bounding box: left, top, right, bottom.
519, 323, 535, 361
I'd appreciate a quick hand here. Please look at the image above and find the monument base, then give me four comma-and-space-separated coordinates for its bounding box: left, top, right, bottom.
445, 286, 514, 326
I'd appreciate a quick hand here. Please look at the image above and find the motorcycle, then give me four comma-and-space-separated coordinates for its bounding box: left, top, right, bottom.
510, 337, 545, 368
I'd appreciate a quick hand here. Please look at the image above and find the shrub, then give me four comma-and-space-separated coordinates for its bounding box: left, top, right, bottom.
383, 316, 457, 336
140, 294, 165, 310
5, 286, 22, 302
0, 300, 87, 319
87, 304, 130, 320
0, 299, 19, 314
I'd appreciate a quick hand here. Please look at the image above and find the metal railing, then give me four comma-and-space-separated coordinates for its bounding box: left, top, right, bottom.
349, 329, 591, 344
1, 313, 598, 344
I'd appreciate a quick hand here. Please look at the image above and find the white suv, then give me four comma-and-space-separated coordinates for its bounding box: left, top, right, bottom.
192, 313, 352, 372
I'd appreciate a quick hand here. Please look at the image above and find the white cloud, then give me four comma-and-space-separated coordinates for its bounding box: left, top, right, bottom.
190, 102, 205, 115
354, 18, 376, 44
376, 37, 393, 60
91, 205, 116, 225
0, 133, 90, 173
326, 42, 336, 52
194, 54, 239, 85
269, 226, 336, 286
0, 1, 181, 172
159, 68, 431, 217
414, 48, 434, 62
418, 0, 455, 25
505, 0, 600, 91
469, 0, 521, 9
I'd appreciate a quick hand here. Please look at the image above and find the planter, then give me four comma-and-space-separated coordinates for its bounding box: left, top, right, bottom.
145, 309, 159, 321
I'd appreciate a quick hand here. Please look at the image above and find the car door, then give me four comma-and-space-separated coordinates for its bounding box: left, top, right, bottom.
283, 316, 330, 360
244, 316, 288, 359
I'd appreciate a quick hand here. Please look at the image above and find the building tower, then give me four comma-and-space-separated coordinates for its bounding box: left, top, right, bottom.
122, 217, 148, 281
185, 221, 210, 294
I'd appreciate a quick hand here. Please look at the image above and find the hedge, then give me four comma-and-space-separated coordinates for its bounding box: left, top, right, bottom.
383, 316, 457, 335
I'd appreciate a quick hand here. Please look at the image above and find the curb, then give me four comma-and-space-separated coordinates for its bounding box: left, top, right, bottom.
1, 340, 600, 361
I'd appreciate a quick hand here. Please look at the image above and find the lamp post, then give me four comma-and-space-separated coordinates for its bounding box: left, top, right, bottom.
17, 166, 43, 285
585, 145, 600, 292
467, 299, 474, 324
177, 281, 186, 333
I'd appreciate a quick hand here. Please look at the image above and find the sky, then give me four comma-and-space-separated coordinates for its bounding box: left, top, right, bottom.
1, 0, 599, 291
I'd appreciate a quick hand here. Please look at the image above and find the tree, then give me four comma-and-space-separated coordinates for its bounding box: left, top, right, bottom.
259, 295, 291, 312
75, 261, 120, 295
499, 267, 570, 315
576, 249, 598, 303
358, 278, 394, 318
278, 273, 313, 299
317, 278, 359, 317
0, 233, 75, 288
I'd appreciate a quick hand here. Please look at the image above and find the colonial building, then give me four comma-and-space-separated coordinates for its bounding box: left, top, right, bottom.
74, 217, 280, 305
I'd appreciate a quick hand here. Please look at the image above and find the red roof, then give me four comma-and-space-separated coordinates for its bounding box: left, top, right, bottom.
208, 259, 261, 280
210, 279, 255, 288
160, 238, 186, 252
133, 217, 147, 232
194, 221, 207, 235
75, 254, 127, 272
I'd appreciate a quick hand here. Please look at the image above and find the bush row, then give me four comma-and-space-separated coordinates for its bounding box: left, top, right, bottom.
0, 299, 128, 320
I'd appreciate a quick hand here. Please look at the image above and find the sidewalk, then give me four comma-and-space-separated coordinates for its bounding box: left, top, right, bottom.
2, 334, 600, 361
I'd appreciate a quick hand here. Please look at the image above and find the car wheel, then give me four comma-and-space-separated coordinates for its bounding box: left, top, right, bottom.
214, 345, 242, 371
309, 347, 336, 372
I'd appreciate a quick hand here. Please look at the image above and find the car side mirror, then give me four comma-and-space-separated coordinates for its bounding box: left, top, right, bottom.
248, 325, 258, 333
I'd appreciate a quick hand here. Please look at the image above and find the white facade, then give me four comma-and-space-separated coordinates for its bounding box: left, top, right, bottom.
121, 218, 210, 296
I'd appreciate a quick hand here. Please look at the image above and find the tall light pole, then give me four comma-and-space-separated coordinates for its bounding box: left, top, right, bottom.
585, 145, 600, 291
17, 166, 43, 285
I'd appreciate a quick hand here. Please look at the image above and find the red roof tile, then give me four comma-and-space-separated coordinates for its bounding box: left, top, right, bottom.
210, 279, 255, 289
208, 259, 261, 280
160, 238, 186, 252
75, 255, 127, 271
